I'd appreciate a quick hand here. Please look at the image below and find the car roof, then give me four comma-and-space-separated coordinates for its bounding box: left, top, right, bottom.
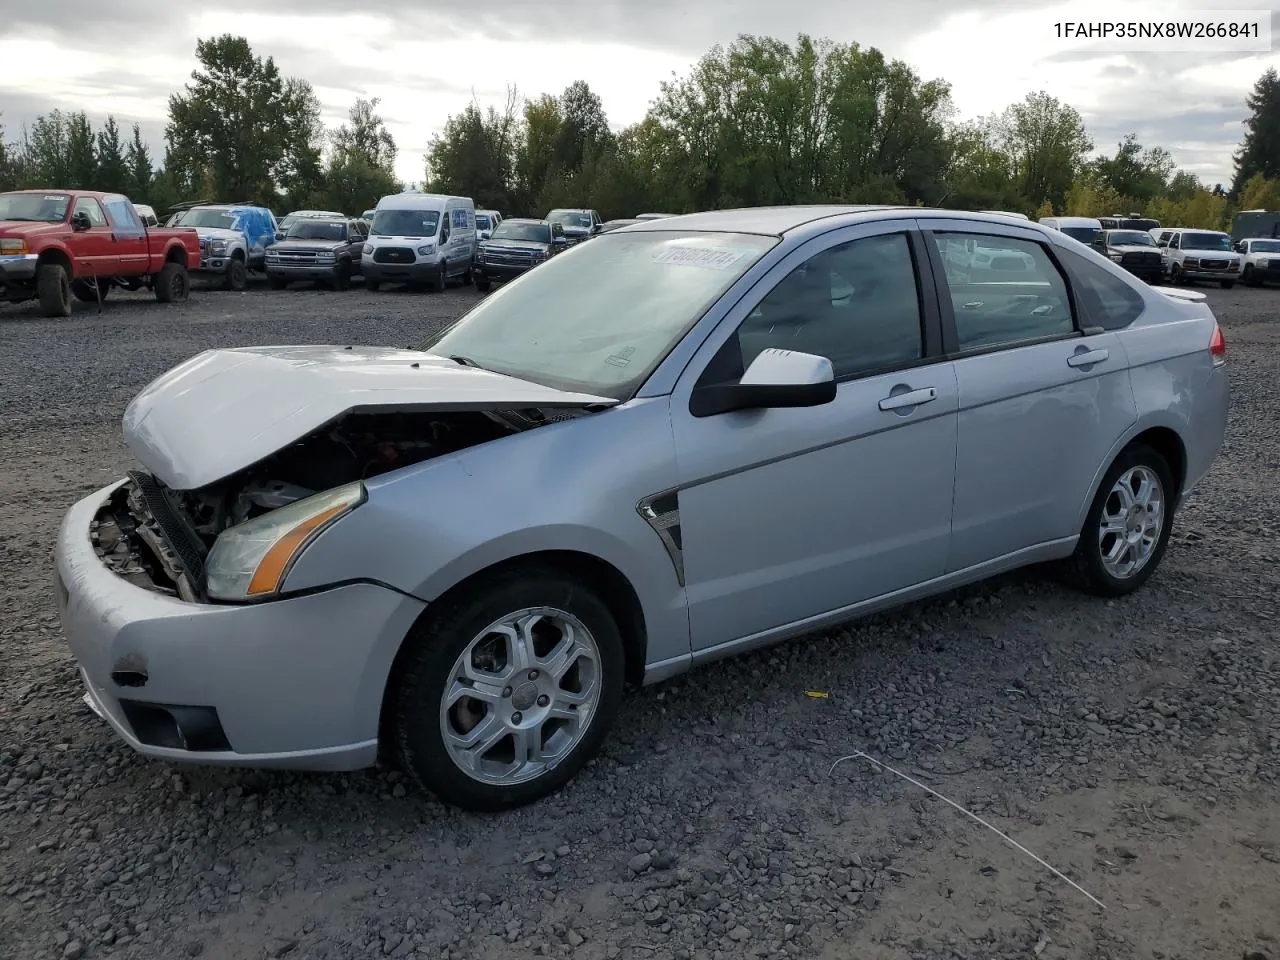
501, 217, 548, 224
621, 205, 909, 236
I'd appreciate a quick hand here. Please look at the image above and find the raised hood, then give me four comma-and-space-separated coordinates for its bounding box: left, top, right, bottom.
123, 345, 616, 491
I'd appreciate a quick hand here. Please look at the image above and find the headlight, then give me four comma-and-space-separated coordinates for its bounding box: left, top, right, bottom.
205, 482, 366, 600
0, 238, 30, 254
417, 244, 435, 256
362, 243, 373, 255
1183, 258, 1199, 268
210, 239, 228, 254
316, 251, 335, 260
1108, 252, 1123, 262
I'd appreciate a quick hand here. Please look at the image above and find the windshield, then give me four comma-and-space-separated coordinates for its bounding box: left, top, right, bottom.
549, 211, 592, 229
1109, 231, 1155, 247
421, 231, 777, 399
371, 209, 439, 237
1121, 219, 1159, 231
1248, 239, 1280, 252
1182, 232, 1231, 251
491, 221, 551, 243
475, 214, 492, 230
181, 209, 238, 230
0, 192, 70, 222
1062, 227, 1100, 243
287, 220, 348, 241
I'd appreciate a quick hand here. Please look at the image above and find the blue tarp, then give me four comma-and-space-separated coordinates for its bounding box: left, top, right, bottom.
227, 206, 277, 256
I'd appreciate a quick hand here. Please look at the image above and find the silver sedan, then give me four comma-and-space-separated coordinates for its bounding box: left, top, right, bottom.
55, 206, 1229, 810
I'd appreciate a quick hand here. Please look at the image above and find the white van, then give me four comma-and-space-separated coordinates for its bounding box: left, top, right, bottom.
1039, 216, 1102, 245
474, 209, 503, 241
362, 193, 476, 292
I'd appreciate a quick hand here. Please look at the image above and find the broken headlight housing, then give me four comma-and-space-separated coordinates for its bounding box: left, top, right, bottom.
205, 481, 366, 601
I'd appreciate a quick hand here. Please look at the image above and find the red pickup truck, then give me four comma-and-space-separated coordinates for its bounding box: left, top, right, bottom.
0, 189, 201, 317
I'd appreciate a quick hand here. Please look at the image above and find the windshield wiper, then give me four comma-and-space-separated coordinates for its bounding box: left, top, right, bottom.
448, 355, 486, 370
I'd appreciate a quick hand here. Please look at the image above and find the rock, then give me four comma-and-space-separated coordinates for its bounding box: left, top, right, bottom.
628, 853, 653, 874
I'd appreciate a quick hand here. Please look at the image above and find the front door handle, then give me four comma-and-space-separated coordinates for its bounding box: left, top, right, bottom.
879, 387, 937, 411
1067, 348, 1109, 368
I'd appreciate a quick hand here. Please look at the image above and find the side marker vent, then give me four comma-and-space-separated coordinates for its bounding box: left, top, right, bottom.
637, 491, 684, 586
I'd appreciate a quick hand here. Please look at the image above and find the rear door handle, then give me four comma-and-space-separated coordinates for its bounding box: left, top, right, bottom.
879, 387, 937, 411
1067, 348, 1109, 368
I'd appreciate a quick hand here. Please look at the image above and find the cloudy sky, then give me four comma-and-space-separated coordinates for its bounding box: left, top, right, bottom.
1, 0, 1276, 190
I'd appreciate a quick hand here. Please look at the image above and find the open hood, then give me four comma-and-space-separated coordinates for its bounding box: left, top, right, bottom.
123, 345, 615, 491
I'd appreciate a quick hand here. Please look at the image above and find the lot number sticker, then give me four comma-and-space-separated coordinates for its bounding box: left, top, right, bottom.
652, 246, 746, 270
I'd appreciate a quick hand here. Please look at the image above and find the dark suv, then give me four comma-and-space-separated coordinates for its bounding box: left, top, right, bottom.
1089, 229, 1163, 284
474, 218, 568, 291
546, 208, 602, 245
265, 217, 368, 290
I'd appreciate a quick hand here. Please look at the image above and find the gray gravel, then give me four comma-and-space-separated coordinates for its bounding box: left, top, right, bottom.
1, 279, 1278, 960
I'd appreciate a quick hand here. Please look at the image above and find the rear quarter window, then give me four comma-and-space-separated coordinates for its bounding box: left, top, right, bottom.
1055, 246, 1146, 330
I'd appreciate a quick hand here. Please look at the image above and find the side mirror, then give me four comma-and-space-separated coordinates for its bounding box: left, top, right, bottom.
1092, 235, 1104, 245
71, 211, 92, 231
690, 349, 836, 417
274, 231, 285, 241
553, 236, 568, 247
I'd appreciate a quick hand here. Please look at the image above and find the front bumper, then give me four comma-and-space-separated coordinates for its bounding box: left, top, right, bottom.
266, 262, 343, 280
54, 480, 426, 771
362, 259, 440, 283
475, 262, 534, 282
1181, 265, 1241, 281
0, 253, 39, 289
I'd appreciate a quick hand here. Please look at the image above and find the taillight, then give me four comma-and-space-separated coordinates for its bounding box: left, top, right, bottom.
1209, 322, 1226, 366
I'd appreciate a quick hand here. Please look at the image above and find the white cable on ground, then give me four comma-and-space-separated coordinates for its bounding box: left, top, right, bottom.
829, 750, 1106, 911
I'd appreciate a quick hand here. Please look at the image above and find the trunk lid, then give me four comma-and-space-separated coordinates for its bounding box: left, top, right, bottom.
123, 345, 615, 490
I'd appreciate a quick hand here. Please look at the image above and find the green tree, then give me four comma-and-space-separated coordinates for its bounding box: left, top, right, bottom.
331, 97, 398, 172
1230, 67, 1280, 196
1092, 133, 1174, 202
514, 94, 563, 212
165, 35, 324, 203
941, 120, 1026, 211
993, 92, 1092, 211
125, 123, 154, 200
1237, 172, 1280, 210
95, 116, 128, 193
0, 116, 16, 191
65, 112, 97, 188
553, 80, 612, 176
424, 88, 520, 211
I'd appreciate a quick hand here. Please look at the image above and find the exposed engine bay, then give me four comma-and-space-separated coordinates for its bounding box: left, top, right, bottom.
95, 407, 585, 600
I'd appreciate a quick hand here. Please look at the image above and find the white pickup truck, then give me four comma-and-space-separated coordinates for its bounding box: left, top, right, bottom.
1234, 237, 1280, 287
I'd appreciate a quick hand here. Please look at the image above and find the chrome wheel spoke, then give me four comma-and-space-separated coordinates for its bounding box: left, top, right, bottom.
439, 605, 604, 787
1097, 465, 1165, 581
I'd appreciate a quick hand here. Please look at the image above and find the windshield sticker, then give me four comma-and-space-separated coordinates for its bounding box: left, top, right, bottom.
605, 346, 636, 368
44, 195, 64, 200
652, 247, 747, 270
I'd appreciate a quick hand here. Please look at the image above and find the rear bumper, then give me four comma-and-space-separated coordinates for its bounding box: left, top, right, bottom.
55, 480, 427, 771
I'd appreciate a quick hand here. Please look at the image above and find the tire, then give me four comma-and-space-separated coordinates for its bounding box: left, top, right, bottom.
365, 278, 381, 292
1065, 444, 1176, 598
475, 275, 491, 293
70, 279, 108, 303
153, 262, 189, 303
1220, 280, 1235, 289
462, 263, 474, 285
269, 276, 289, 290
433, 261, 448, 292
1243, 265, 1259, 286
392, 566, 625, 811
332, 262, 352, 291
1169, 264, 1183, 285
224, 256, 248, 292
37, 263, 72, 317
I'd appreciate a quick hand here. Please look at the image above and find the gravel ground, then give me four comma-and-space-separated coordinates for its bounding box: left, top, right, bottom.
1, 278, 1278, 960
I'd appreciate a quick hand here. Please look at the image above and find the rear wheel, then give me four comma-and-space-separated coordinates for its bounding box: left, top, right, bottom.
392, 568, 625, 811
153, 262, 190, 303
37, 263, 72, 317
224, 256, 248, 292
70, 279, 108, 303
1066, 445, 1175, 598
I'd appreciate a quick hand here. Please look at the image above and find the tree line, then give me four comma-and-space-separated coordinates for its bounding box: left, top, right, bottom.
1, 33, 1277, 230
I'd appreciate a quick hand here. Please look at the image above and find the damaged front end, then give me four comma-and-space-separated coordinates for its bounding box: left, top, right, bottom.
99, 407, 587, 603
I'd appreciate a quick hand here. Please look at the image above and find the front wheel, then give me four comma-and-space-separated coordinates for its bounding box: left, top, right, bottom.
475, 275, 491, 292
224, 257, 248, 292
433, 261, 448, 292
1066, 445, 1175, 598
1220, 279, 1235, 289
332, 262, 352, 290
365, 278, 381, 292
392, 568, 625, 811
37, 263, 72, 317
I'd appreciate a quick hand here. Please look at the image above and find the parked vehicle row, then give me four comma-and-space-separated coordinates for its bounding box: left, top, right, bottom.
0, 189, 199, 316
167, 202, 280, 291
